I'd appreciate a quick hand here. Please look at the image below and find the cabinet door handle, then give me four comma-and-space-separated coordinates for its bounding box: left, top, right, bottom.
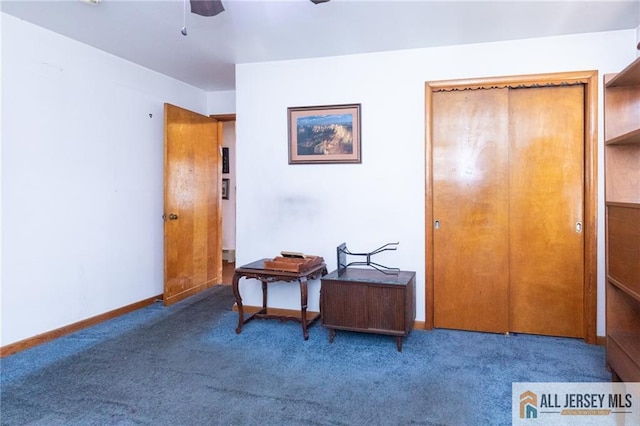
576, 222, 582, 233
434, 220, 440, 230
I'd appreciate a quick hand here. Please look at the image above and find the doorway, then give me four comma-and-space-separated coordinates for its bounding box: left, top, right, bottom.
424, 71, 598, 343
212, 114, 237, 283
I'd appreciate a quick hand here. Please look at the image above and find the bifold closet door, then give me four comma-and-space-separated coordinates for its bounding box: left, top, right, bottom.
432, 84, 585, 338
432, 88, 510, 333
508, 85, 584, 338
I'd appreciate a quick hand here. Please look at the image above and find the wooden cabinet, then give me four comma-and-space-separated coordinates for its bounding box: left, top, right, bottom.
320, 268, 416, 352
604, 57, 640, 382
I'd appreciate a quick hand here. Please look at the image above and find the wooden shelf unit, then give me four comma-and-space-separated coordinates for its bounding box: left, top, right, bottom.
604, 56, 640, 382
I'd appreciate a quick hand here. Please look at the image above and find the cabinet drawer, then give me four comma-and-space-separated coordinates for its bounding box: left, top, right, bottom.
321, 281, 367, 329
607, 334, 640, 382
608, 206, 640, 295
366, 285, 406, 333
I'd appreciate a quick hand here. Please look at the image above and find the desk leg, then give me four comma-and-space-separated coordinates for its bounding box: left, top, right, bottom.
299, 277, 310, 340
261, 280, 268, 310
396, 337, 403, 352
232, 273, 244, 334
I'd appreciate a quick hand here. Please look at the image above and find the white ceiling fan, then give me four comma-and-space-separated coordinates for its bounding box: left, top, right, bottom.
189, 0, 329, 17
181, 0, 329, 35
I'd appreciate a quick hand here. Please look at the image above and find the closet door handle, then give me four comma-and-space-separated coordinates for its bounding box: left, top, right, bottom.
576, 222, 582, 233
434, 220, 440, 230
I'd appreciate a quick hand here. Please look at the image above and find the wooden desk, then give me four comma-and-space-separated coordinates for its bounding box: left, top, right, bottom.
232, 259, 328, 340
321, 268, 416, 351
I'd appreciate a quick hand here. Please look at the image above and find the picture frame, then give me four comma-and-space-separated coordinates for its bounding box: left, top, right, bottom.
222, 178, 230, 200
222, 147, 229, 174
288, 103, 361, 164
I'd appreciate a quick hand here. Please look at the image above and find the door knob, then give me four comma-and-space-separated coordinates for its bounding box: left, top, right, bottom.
169, 214, 179, 220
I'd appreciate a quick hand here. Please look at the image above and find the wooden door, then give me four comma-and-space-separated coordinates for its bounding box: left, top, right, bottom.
163, 103, 222, 306
432, 88, 511, 333
508, 85, 584, 337
431, 84, 585, 338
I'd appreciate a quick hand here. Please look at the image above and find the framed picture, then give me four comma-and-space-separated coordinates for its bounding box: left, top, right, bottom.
222, 178, 230, 200
288, 103, 361, 164
222, 147, 229, 174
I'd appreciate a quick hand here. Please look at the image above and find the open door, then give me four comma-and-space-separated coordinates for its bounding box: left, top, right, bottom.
163, 103, 222, 306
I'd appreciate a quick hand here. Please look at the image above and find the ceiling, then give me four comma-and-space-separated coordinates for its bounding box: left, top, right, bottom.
2, 0, 639, 91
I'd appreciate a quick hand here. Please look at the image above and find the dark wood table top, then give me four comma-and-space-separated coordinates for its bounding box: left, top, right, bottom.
235, 258, 327, 278
323, 268, 415, 284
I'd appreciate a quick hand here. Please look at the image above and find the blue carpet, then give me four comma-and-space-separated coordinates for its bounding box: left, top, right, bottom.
1, 285, 610, 425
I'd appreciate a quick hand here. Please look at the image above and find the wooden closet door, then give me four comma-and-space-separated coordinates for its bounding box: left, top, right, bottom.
432, 89, 510, 333
508, 85, 585, 337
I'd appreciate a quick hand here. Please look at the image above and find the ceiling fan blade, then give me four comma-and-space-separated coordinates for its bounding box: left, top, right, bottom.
190, 0, 225, 17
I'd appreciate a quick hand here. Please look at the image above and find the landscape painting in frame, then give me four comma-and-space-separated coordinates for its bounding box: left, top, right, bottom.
288, 104, 361, 164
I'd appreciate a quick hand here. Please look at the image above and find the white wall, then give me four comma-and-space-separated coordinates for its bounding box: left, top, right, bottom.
1, 13, 208, 346
235, 30, 638, 336
207, 90, 236, 114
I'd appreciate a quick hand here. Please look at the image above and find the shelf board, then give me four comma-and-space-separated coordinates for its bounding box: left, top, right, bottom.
606, 201, 640, 209
608, 276, 640, 303
608, 332, 640, 367
606, 128, 640, 145
606, 57, 640, 88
